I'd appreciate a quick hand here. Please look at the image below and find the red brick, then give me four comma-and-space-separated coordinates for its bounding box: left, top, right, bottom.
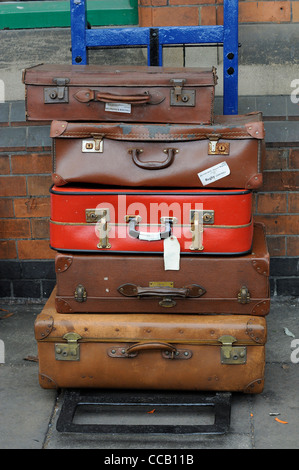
18, 240, 55, 260
0, 219, 30, 239
27, 175, 53, 196
11, 153, 52, 174
254, 214, 299, 236
239, 1, 291, 23
292, 1, 299, 22
0, 199, 14, 218
264, 148, 288, 170
201, 5, 216, 25
0, 176, 27, 197
287, 237, 299, 256
0, 155, 10, 175
31, 218, 50, 239
170, 0, 214, 4
256, 193, 287, 214
0, 240, 17, 259
266, 236, 286, 257
288, 193, 299, 212
261, 171, 299, 191
14, 197, 50, 218
152, 6, 199, 26
289, 149, 299, 169
138, 6, 153, 26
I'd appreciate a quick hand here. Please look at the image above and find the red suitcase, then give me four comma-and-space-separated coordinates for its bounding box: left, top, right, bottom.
50, 185, 253, 255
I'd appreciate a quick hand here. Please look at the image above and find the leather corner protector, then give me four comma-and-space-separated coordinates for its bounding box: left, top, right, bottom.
251, 299, 270, 316
251, 259, 269, 276
52, 173, 68, 186
246, 173, 263, 189
246, 317, 266, 344
35, 313, 54, 340
50, 120, 68, 138
39, 373, 59, 389
245, 121, 265, 139
243, 378, 264, 394
55, 255, 73, 273
55, 298, 73, 314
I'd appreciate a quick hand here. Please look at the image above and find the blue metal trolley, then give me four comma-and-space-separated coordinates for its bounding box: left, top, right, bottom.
69, 0, 239, 115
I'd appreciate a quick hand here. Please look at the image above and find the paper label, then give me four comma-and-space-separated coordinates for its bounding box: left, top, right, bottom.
139, 231, 161, 241
198, 161, 230, 186
163, 236, 180, 271
105, 102, 132, 114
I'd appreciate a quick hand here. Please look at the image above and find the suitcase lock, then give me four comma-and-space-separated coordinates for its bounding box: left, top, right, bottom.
218, 335, 247, 365
44, 78, 69, 103
55, 332, 81, 361
170, 79, 195, 107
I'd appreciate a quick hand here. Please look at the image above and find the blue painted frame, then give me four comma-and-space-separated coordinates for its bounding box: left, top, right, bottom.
70, 0, 238, 114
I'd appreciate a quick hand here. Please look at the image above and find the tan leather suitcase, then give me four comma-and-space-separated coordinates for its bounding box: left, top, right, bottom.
23, 64, 217, 124
55, 223, 270, 316
35, 288, 266, 393
50, 113, 265, 189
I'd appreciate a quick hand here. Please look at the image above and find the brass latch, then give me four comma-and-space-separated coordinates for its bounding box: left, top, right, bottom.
238, 286, 251, 304
189, 209, 214, 251
74, 284, 87, 303
44, 77, 70, 103
170, 79, 195, 107
218, 335, 247, 365
82, 134, 104, 153
85, 208, 111, 249
208, 135, 230, 155
55, 332, 81, 361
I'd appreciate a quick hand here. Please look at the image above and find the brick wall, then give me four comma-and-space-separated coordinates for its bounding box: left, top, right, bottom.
138, 1, 299, 27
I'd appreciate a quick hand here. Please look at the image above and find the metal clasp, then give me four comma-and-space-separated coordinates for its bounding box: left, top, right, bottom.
44, 77, 70, 103
189, 210, 214, 251
218, 335, 247, 365
238, 286, 251, 304
74, 284, 87, 303
170, 78, 195, 106
208, 134, 230, 155
82, 134, 104, 153
55, 332, 81, 361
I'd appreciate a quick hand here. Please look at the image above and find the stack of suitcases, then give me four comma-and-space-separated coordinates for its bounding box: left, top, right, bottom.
23, 63, 270, 396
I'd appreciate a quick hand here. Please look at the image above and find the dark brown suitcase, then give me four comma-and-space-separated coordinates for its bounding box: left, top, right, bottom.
50, 113, 265, 189
23, 64, 217, 124
35, 287, 266, 393
55, 223, 270, 316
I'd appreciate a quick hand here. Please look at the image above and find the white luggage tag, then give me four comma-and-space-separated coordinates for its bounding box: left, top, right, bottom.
163, 235, 180, 271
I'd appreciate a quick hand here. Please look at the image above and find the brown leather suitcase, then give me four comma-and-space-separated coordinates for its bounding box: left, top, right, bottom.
23, 64, 217, 124
35, 287, 266, 393
50, 113, 265, 189
54, 223, 269, 316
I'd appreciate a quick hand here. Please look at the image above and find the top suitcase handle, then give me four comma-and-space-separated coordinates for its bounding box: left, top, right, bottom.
126, 215, 176, 240
129, 148, 178, 170
74, 89, 165, 105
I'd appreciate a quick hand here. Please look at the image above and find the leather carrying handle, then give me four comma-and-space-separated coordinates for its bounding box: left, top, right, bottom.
74, 89, 151, 105
126, 342, 177, 354
129, 148, 176, 170
118, 283, 206, 298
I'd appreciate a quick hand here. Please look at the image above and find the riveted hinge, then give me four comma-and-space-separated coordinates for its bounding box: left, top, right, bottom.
218, 335, 247, 365
55, 332, 81, 361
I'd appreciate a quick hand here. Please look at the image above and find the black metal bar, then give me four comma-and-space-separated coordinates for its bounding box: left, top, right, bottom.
149, 28, 160, 66
56, 389, 231, 435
